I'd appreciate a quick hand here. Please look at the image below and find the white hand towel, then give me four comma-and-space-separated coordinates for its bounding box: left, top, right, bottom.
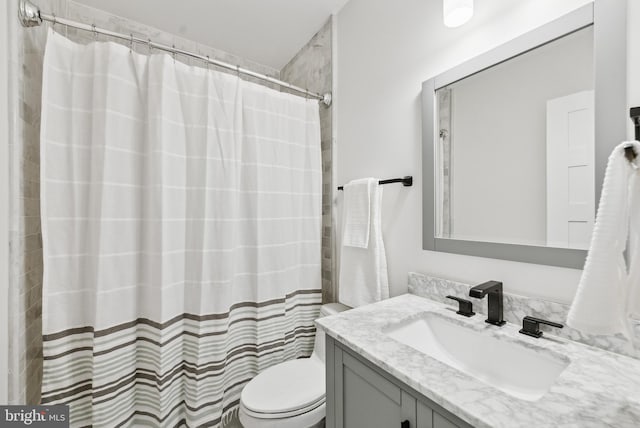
567, 141, 640, 338
339, 178, 389, 307
342, 178, 373, 248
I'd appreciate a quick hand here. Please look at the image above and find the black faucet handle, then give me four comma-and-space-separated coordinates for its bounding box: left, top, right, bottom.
519, 316, 563, 338
446, 295, 475, 317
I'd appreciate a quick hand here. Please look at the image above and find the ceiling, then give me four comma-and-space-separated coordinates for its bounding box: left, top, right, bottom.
72, 0, 350, 70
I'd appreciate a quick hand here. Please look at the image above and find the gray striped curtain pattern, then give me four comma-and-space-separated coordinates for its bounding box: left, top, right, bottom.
39, 29, 322, 427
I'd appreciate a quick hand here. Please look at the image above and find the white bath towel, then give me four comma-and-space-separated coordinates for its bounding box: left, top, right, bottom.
339, 178, 389, 307
342, 178, 373, 248
567, 141, 640, 337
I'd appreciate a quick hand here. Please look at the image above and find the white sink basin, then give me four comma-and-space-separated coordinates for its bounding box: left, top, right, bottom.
384, 312, 569, 401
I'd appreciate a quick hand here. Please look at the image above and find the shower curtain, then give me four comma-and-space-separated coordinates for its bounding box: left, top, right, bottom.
39, 29, 322, 427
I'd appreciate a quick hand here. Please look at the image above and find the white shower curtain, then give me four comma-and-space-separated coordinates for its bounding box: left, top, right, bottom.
39, 29, 322, 427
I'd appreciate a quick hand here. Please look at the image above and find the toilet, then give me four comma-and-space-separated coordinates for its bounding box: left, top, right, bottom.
239, 303, 350, 428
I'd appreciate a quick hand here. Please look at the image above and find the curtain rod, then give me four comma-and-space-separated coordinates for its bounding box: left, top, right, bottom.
18, 0, 332, 107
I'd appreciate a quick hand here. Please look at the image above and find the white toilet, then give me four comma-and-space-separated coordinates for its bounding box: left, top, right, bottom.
239, 303, 350, 428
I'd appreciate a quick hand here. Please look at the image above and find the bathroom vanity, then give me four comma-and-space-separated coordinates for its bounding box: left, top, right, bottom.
318, 293, 640, 428
326, 335, 472, 428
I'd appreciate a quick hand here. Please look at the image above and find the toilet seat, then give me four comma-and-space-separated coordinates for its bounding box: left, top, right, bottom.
239, 402, 325, 428
240, 357, 325, 418
242, 396, 324, 419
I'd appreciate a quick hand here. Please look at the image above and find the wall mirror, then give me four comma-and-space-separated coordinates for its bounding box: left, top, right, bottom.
422, 2, 627, 268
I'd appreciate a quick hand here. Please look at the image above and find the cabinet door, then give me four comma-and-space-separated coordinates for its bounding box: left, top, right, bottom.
417, 400, 464, 428
330, 342, 416, 428
342, 351, 402, 428
433, 413, 460, 428
417, 401, 434, 428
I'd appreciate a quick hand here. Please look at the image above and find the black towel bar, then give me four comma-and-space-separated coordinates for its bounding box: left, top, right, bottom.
337, 176, 413, 191
628, 107, 639, 163
631, 107, 640, 141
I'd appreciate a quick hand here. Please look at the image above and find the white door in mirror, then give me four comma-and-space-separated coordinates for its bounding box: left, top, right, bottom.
546, 90, 595, 250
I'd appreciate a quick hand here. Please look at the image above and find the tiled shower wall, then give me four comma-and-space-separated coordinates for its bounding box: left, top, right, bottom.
437, 88, 452, 238
281, 19, 335, 303
6, 0, 58, 405
7, 0, 332, 404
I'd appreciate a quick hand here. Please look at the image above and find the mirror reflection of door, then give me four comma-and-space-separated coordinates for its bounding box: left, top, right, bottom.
546, 91, 595, 250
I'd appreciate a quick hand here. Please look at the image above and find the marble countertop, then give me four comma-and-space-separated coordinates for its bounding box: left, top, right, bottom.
316, 294, 640, 428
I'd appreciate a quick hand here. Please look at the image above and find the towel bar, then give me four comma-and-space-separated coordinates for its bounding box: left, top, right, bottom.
627, 107, 639, 164
337, 176, 413, 191
631, 107, 640, 141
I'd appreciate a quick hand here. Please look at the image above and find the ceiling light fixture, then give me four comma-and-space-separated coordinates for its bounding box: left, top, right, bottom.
443, 0, 474, 28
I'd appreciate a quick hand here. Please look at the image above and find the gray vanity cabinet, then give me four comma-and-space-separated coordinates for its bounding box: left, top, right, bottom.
326, 336, 473, 428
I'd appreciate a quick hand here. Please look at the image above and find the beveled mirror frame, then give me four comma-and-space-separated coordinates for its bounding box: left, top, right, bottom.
422, 1, 627, 269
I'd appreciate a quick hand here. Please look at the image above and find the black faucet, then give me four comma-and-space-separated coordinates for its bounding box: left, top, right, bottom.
469, 281, 505, 326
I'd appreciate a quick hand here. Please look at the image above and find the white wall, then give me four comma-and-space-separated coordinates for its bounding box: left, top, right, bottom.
0, 0, 10, 405
335, 0, 638, 303
450, 27, 593, 246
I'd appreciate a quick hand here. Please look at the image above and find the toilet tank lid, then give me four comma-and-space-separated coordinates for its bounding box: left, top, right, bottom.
320, 303, 350, 316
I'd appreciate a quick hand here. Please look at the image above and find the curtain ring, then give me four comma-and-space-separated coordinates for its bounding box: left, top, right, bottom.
129, 34, 133, 53
51, 13, 56, 27
172, 44, 176, 63
148, 38, 152, 53
305, 89, 309, 99
92, 24, 97, 39
205, 55, 210, 70
236, 65, 240, 77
